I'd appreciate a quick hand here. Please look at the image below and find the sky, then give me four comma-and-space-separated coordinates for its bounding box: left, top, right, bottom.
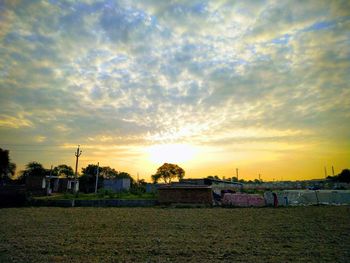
0, 0, 349, 182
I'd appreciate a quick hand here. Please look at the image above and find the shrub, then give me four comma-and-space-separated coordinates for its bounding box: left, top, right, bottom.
97, 188, 115, 198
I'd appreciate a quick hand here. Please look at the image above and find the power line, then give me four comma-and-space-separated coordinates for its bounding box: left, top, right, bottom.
1, 143, 72, 147
3, 149, 74, 152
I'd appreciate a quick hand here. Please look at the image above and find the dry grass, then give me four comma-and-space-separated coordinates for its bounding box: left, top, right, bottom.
0, 206, 349, 262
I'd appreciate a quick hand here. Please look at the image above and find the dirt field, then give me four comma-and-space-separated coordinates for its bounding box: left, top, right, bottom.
0, 206, 349, 262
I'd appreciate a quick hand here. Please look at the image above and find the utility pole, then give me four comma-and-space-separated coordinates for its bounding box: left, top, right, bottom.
47, 165, 53, 196
74, 145, 82, 193
324, 166, 327, 178
236, 168, 239, 181
259, 173, 261, 181
332, 166, 335, 176
95, 162, 99, 194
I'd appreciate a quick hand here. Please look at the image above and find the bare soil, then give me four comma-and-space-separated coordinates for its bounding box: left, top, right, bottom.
0, 206, 349, 262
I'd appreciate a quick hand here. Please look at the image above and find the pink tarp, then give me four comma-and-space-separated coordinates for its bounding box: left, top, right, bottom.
222, 193, 265, 207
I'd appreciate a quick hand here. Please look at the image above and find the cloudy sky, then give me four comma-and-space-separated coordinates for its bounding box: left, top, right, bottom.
0, 0, 349, 181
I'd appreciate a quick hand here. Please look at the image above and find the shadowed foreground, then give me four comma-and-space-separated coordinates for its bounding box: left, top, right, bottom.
0, 206, 349, 262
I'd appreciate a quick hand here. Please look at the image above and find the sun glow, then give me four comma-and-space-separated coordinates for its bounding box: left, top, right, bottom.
147, 144, 197, 164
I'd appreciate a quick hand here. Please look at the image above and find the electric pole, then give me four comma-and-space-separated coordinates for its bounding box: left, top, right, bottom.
47, 165, 53, 196
236, 168, 239, 181
332, 166, 335, 176
324, 166, 327, 178
95, 162, 99, 194
74, 145, 82, 193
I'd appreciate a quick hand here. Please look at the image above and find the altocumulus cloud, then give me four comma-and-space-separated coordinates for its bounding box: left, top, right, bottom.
0, 0, 349, 157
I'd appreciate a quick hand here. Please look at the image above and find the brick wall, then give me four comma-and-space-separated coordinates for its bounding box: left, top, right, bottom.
158, 187, 213, 205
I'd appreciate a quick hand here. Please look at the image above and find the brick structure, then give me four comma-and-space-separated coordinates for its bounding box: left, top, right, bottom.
222, 193, 265, 207
158, 185, 213, 205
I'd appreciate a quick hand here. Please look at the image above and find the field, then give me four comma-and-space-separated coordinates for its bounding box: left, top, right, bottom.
0, 206, 349, 262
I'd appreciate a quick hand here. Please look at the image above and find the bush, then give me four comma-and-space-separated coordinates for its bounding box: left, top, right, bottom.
63, 192, 72, 199
130, 184, 146, 195
97, 188, 115, 198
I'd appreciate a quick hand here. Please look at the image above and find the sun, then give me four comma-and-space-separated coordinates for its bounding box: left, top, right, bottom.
147, 144, 197, 164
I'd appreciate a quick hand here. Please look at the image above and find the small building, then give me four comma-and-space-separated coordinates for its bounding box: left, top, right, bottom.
26, 175, 78, 195
55, 177, 79, 193
145, 183, 164, 193
25, 175, 46, 195
158, 185, 213, 205
103, 178, 131, 192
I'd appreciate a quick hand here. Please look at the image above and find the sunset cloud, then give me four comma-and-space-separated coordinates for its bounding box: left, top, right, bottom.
0, 0, 349, 180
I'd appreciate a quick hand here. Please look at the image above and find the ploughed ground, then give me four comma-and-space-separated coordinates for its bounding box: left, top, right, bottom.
0, 206, 349, 262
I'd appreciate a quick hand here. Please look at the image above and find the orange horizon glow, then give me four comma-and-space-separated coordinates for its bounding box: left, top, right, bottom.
9, 140, 350, 183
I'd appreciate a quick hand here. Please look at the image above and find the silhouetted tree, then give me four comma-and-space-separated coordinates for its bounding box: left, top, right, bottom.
0, 148, 16, 185
80, 164, 103, 193
152, 163, 185, 184
338, 169, 350, 183
151, 173, 161, 184
53, 164, 74, 178
99, 166, 119, 179
18, 162, 47, 183
328, 169, 350, 183
207, 175, 220, 180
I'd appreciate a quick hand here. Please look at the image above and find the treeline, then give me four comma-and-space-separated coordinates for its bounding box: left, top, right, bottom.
207, 175, 263, 184
78, 164, 146, 194
0, 148, 146, 193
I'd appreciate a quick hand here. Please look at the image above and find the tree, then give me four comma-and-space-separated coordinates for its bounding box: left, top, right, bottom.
328, 169, 350, 183
118, 171, 133, 179
338, 169, 350, 183
207, 175, 220, 180
151, 173, 161, 184
98, 167, 134, 182
99, 166, 119, 179
53, 164, 74, 178
20, 162, 47, 178
0, 148, 16, 185
79, 164, 103, 193
16, 161, 47, 184
152, 163, 185, 184
79, 164, 134, 193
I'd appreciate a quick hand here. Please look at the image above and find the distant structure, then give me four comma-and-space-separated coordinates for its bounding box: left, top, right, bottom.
180, 178, 243, 194
158, 185, 213, 205
25, 174, 76, 195
103, 178, 130, 192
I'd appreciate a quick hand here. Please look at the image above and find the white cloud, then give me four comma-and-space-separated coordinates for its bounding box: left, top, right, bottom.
0, 0, 349, 164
